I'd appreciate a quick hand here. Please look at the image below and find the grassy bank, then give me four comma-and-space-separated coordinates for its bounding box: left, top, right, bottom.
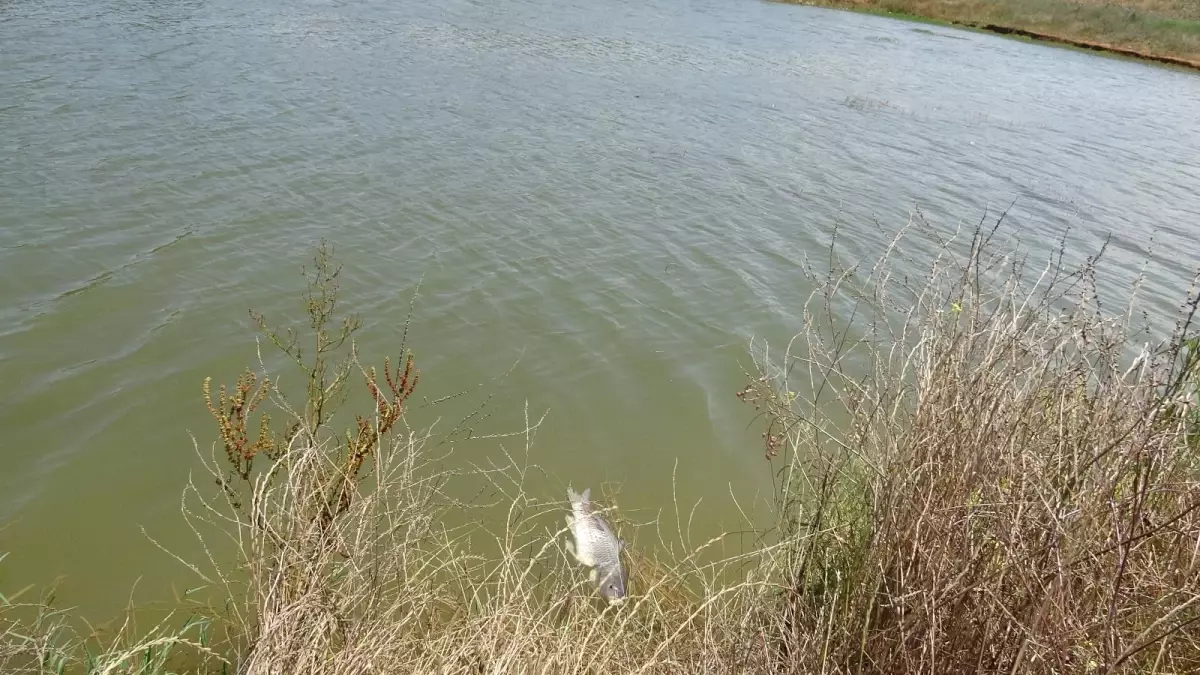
4, 221, 1200, 673
787, 0, 1200, 67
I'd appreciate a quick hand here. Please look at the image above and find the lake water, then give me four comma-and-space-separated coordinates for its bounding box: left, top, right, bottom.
2, 0, 1199, 620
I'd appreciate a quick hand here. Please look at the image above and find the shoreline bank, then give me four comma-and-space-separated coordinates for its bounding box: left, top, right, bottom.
966, 21, 1200, 70
785, 0, 1200, 71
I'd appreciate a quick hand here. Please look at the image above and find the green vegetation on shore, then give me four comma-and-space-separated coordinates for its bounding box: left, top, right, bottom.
3, 220, 1200, 673
788, 0, 1200, 66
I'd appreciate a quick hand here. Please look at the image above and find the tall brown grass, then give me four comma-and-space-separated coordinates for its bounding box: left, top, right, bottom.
3, 220, 1198, 673
740, 214, 1200, 672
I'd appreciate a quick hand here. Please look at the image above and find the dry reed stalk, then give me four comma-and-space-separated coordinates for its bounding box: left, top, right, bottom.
741, 213, 1200, 673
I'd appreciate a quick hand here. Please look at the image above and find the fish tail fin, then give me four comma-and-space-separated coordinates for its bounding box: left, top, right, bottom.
567, 486, 591, 507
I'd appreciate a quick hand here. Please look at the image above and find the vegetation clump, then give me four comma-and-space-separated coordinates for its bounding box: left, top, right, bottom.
3, 220, 1198, 673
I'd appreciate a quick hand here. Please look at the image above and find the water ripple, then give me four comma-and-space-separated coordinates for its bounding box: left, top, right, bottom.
1, 0, 1199, 618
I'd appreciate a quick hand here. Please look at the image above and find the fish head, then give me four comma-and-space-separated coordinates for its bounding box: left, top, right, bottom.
596, 563, 627, 604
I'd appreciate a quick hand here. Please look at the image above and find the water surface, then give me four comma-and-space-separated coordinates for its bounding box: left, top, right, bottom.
2, 0, 1199, 618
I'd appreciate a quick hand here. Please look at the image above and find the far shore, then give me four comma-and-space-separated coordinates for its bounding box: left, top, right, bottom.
783, 0, 1200, 70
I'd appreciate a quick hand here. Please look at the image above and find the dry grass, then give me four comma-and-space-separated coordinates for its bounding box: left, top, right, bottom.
789, 0, 1200, 64
740, 213, 1200, 672
158, 242, 783, 674
0, 583, 219, 675
3, 222, 1199, 673
1071, 0, 1200, 21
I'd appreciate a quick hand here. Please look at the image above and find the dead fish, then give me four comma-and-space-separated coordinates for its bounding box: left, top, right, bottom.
564, 486, 627, 604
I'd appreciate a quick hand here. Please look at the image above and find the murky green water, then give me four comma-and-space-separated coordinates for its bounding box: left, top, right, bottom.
2, 0, 1199, 619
